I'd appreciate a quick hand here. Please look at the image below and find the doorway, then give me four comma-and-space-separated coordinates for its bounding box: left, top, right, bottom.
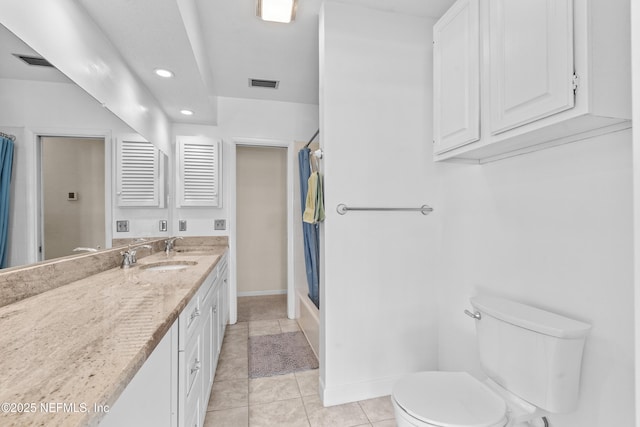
39, 136, 105, 260
236, 146, 288, 296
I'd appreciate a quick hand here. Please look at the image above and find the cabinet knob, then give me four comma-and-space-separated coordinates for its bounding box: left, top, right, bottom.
190, 308, 201, 321
190, 358, 201, 374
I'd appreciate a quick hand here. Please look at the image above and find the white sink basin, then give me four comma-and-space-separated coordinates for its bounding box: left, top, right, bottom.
140, 261, 197, 272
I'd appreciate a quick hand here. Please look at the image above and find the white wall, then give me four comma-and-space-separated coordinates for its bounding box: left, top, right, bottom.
172, 98, 318, 238
319, 4, 634, 425
631, 4, 640, 425
435, 130, 634, 426
236, 146, 288, 295
320, 2, 439, 405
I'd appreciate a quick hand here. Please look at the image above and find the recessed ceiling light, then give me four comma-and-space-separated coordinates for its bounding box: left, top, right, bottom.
256, 0, 297, 23
154, 68, 174, 78
180, 109, 194, 116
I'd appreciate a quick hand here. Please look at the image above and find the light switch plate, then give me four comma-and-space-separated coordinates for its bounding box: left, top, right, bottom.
214, 219, 226, 230
116, 220, 129, 232
179, 220, 187, 231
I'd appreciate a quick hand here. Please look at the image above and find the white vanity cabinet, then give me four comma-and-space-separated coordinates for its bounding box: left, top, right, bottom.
101, 251, 229, 427
178, 251, 229, 427
433, 0, 631, 163
99, 322, 179, 427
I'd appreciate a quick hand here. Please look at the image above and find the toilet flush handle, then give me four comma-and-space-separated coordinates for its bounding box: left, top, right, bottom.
464, 309, 481, 320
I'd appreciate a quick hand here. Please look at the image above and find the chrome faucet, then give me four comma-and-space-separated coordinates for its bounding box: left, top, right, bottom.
164, 236, 183, 254
73, 247, 98, 253
120, 244, 153, 268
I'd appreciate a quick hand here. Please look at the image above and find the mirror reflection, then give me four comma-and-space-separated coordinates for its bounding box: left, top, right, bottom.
0, 23, 168, 268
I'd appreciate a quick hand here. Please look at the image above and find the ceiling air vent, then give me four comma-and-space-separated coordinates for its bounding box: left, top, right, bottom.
249, 78, 279, 89
13, 54, 54, 68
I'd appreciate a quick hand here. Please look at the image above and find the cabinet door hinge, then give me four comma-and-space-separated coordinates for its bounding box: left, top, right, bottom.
572, 73, 579, 94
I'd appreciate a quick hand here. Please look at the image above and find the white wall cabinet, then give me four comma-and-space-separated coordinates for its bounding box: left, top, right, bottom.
433, 0, 480, 153
116, 138, 165, 207
433, 0, 631, 163
488, 0, 574, 134
176, 138, 222, 208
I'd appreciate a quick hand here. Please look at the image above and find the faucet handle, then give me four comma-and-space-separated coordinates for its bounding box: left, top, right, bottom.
120, 250, 133, 268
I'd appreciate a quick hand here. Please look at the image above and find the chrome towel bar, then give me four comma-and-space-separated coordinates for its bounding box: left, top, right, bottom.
336, 203, 434, 216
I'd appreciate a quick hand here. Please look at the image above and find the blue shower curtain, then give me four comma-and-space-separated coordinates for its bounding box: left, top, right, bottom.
0, 136, 13, 268
298, 148, 320, 308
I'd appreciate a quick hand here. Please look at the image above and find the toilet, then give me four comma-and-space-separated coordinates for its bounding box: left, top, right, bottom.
392, 295, 591, 427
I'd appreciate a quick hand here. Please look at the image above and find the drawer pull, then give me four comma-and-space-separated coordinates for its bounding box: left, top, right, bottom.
190, 308, 201, 321
213, 305, 217, 314
190, 358, 201, 374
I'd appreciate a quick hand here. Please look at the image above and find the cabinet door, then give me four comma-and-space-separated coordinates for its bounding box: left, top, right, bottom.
177, 138, 221, 207
489, 0, 574, 134
433, 0, 480, 154
116, 138, 163, 207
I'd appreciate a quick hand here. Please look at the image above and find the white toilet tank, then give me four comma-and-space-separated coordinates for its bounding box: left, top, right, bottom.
470, 296, 591, 414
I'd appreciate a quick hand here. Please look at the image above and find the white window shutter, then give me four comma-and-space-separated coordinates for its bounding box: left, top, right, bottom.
177, 139, 221, 207
117, 139, 160, 207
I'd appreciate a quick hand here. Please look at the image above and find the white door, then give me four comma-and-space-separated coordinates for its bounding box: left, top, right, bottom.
433, 0, 480, 154
489, 0, 574, 134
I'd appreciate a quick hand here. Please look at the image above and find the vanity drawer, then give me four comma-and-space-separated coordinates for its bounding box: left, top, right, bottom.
185, 396, 200, 427
184, 332, 202, 400
179, 295, 201, 350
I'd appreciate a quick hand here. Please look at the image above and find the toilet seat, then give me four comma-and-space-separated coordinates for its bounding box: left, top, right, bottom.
392, 371, 507, 427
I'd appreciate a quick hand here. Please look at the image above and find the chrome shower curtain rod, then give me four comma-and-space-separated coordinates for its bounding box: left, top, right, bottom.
304, 129, 319, 148
0, 132, 15, 141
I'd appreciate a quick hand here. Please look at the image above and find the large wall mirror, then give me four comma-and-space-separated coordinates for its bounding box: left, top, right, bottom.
0, 23, 169, 269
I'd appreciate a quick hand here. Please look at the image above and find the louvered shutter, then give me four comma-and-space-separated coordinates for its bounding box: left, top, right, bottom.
177, 139, 221, 207
117, 139, 160, 207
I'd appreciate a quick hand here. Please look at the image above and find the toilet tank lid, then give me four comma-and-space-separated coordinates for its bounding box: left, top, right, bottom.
470, 296, 591, 339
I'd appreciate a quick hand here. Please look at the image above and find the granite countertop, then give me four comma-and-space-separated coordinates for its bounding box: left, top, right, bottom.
0, 246, 228, 427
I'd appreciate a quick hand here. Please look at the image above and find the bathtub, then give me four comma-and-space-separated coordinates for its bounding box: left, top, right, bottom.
296, 288, 319, 358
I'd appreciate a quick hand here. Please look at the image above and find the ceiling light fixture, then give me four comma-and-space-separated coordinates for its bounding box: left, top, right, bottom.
180, 109, 194, 116
256, 0, 297, 23
154, 68, 174, 78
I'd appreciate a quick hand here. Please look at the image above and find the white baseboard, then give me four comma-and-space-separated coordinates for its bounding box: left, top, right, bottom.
237, 289, 287, 297
320, 374, 403, 406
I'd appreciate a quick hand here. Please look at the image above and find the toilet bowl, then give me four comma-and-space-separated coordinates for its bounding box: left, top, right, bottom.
392, 371, 507, 427
392, 295, 591, 427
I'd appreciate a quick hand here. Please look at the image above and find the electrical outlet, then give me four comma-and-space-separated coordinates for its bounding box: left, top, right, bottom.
179, 220, 187, 231
116, 220, 129, 232
159, 220, 167, 232
214, 219, 226, 230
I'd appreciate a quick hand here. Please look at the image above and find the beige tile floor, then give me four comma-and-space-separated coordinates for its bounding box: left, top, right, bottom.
203, 295, 398, 427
